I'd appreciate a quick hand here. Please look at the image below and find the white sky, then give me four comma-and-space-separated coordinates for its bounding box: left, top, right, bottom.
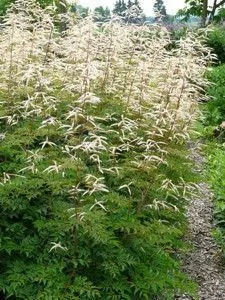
76, 0, 186, 15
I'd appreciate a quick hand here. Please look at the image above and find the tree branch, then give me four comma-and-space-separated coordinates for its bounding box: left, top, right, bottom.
207, 0, 218, 24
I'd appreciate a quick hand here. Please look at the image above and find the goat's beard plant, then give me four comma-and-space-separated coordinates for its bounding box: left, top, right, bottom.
0, 0, 213, 299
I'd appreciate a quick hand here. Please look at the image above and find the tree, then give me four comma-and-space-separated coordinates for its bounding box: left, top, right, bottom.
113, 0, 145, 23
126, 0, 142, 10
125, 0, 145, 24
113, 0, 127, 17
127, 0, 133, 8
133, 0, 142, 10
153, 0, 168, 23
94, 6, 111, 22
177, 0, 225, 27
71, 4, 88, 18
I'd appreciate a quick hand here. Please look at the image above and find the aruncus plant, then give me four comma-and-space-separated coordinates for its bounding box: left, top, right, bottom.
0, 1, 213, 299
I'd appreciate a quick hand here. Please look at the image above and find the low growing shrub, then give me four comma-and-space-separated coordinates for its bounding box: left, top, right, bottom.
204, 142, 225, 256
206, 26, 225, 64
203, 64, 225, 126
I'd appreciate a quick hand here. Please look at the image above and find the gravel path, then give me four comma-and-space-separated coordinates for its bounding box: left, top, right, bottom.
177, 141, 225, 300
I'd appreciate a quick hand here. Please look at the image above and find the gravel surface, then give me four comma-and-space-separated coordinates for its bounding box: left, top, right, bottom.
177, 141, 225, 300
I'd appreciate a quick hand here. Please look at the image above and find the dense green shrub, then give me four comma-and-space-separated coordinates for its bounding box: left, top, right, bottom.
0, 94, 197, 299
203, 65, 225, 126
204, 142, 225, 255
0, 0, 211, 298
206, 27, 225, 64
201, 62, 225, 261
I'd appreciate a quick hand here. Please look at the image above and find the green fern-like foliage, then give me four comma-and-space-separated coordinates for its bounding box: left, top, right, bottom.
0, 96, 196, 299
